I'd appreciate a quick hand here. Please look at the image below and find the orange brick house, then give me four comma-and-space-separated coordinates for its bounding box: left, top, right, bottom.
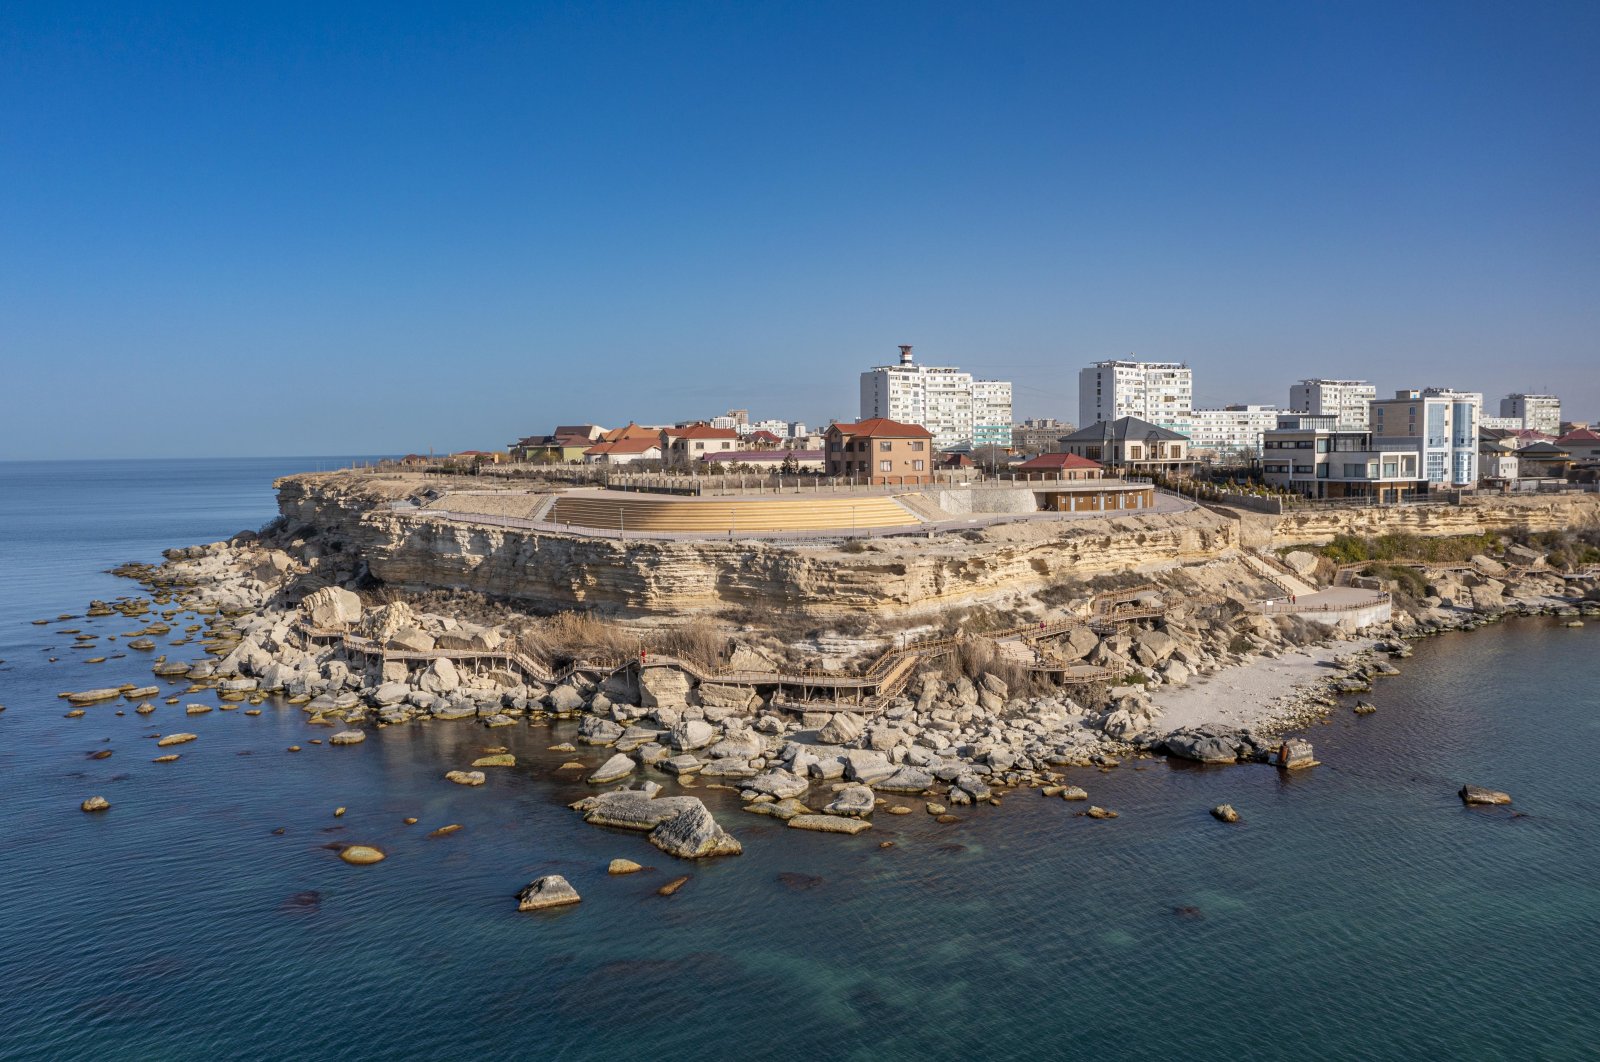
824, 418, 935, 484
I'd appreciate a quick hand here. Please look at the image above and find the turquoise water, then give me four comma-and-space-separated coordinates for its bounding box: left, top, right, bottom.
1, 458, 1597, 1060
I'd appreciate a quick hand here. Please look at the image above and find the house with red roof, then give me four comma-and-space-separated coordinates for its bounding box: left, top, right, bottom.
660, 423, 741, 467
747, 429, 784, 450
583, 436, 663, 466
824, 418, 935, 484
1558, 427, 1600, 463
1013, 452, 1104, 480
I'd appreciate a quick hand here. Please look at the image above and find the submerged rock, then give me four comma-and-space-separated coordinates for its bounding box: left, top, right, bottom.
80, 796, 110, 813
329, 730, 366, 745
787, 814, 871, 835
445, 770, 486, 787
1211, 804, 1240, 823
607, 858, 644, 875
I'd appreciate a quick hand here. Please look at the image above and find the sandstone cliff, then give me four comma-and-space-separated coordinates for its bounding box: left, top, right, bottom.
275, 473, 1238, 619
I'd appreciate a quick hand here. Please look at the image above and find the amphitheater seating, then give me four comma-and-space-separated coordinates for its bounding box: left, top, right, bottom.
547, 491, 923, 532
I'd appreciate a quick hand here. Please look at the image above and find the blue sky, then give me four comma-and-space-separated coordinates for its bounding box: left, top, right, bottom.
3, 1, 1597, 458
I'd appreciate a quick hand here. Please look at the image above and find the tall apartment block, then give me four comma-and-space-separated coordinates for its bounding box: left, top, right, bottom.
1078, 359, 1193, 437
1498, 393, 1561, 436
1188, 405, 1280, 459
860, 345, 1012, 450
1288, 379, 1376, 430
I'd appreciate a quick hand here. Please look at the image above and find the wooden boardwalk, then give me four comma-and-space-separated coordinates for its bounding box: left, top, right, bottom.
297, 585, 1167, 712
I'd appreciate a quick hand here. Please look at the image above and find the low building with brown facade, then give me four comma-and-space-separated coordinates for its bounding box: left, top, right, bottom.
824, 418, 935, 484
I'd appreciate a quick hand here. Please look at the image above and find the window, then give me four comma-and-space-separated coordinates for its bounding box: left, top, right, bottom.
910, 441, 924, 451
1294, 464, 1314, 474
879, 460, 892, 472
1317, 464, 1329, 478
1383, 461, 1398, 477
913, 459, 925, 471
1316, 439, 1329, 453
879, 441, 893, 452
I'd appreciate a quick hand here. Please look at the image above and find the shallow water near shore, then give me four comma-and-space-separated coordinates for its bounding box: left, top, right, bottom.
2, 458, 1598, 1060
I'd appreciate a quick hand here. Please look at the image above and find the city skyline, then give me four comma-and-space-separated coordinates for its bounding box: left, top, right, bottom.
3, 2, 1598, 459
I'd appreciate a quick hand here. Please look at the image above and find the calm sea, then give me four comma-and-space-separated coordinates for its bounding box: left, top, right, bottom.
1, 458, 1596, 1061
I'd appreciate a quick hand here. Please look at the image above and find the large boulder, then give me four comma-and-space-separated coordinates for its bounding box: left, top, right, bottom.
517, 875, 581, 911
1459, 785, 1512, 806
669, 719, 717, 751
696, 682, 758, 712
648, 800, 743, 859
703, 730, 764, 761
417, 657, 460, 695
1283, 551, 1320, 578
588, 753, 636, 784
842, 749, 897, 785
578, 792, 704, 830
746, 768, 809, 799
301, 586, 362, 628
639, 668, 692, 709
548, 684, 586, 713
362, 602, 417, 642
824, 784, 876, 818
816, 711, 866, 746
578, 715, 623, 746
1057, 625, 1100, 662
874, 766, 934, 793
1133, 630, 1179, 667
1163, 727, 1251, 765
387, 627, 436, 653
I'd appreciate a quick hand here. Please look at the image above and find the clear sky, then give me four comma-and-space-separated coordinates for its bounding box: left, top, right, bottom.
3, 1, 1597, 459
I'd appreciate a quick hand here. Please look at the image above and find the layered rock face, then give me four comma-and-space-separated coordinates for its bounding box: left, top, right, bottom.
274, 473, 1600, 621
1260, 495, 1600, 547
274, 473, 1237, 619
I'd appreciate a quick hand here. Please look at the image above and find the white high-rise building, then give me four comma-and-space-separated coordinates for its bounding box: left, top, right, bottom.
860, 345, 1012, 450
971, 380, 1014, 448
1078, 359, 1193, 437
1289, 379, 1377, 430
1188, 405, 1280, 460
1499, 394, 1561, 436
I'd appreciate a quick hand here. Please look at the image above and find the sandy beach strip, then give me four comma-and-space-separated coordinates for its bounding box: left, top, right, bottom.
1152, 633, 1380, 734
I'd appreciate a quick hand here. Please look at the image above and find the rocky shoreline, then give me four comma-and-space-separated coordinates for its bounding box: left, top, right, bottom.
79, 516, 1599, 873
